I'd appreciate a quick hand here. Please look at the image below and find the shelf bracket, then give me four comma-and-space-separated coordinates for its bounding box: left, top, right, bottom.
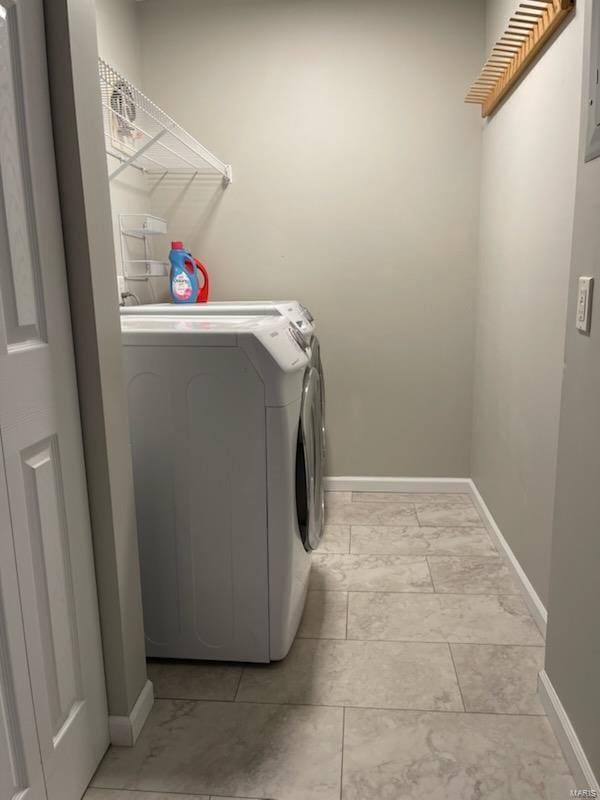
109, 128, 168, 181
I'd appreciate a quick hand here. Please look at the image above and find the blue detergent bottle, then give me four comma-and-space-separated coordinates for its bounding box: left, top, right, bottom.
169, 241, 199, 304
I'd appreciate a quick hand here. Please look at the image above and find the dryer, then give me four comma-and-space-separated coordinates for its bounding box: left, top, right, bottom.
121, 300, 327, 515
121, 299, 315, 344
121, 314, 323, 662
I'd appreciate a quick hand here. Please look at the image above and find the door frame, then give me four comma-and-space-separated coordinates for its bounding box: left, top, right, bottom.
42, 0, 151, 745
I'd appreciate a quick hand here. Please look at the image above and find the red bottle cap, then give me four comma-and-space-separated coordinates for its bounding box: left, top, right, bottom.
171, 241, 184, 250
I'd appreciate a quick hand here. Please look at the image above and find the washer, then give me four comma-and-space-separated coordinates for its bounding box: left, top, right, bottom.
121, 314, 323, 662
121, 300, 327, 513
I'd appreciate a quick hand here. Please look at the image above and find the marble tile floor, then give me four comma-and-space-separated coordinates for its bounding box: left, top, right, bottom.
88, 491, 573, 800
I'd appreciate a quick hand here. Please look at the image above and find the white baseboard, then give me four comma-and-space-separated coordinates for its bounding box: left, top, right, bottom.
108, 679, 154, 747
538, 670, 599, 791
324, 476, 471, 493
467, 479, 547, 638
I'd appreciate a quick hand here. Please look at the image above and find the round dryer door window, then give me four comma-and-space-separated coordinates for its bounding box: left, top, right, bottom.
295, 366, 324, 551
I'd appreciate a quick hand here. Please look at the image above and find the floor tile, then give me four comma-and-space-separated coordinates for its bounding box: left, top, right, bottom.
85, 792, 209, 800
310, 553, 433, 592
351, 525, 497, 556
92, 699, 343, 800
147, 660, 242, 701
324, 491, 351, 506
326, 501, 417, 526
451, 643, 545, 714
347, 592, 543, 644
351, 492, 473, 505
416, 500, 482, 527
342, 708, 574, 799
297, 591, 348, 639
237, 638, 462, 711
318, 524, 350, 553
428, 556, 520, 594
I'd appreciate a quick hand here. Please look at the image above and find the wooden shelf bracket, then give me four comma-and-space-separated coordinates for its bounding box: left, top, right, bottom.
465, 0, 575, 117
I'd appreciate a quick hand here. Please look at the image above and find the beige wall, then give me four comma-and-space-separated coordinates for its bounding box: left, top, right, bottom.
96, 0, 158, 302
136, 0, 484, 477
95, 0, 141, 81
545, 0, 600, 779
470, 0, 583, 606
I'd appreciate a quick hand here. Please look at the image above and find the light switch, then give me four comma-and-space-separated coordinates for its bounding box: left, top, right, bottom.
576, 276, 594, 334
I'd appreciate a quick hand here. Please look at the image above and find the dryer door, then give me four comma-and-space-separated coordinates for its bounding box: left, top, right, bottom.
295, 367, 324, 551
310, 336, 327, 463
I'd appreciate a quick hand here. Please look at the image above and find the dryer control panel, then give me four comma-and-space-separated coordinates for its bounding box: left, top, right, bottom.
120, 299, 316, 346
273, 301, 315, 341
240, 317, 310, 406
250, 319, 309, 373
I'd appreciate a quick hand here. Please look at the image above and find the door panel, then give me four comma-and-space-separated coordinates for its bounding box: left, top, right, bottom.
0, 0, 44, 346
0, 458, 46, 800
0, 1, 109, 799
21, 437, 83, 738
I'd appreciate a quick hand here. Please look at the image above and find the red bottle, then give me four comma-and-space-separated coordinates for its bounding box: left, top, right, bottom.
194, 258, 210, 303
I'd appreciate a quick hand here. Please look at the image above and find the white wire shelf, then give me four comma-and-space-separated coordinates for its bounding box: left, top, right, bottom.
119, 213, 169, 282
99, 58, 232, 184
123, 260, 169, 280
120, 213, 168, 238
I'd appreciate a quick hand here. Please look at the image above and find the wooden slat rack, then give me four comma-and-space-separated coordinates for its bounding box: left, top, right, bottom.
465, 0, 575, 117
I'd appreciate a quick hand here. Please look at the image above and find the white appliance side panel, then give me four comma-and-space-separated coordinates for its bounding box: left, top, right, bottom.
123, 345, 270, 662
266, 400, 311, 660
241, 335, 307, 407
127, 370, 179, 648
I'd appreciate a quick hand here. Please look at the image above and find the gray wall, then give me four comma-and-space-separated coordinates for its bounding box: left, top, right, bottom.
46, 0, 148, 717
136, 0, 484, 478
95, 0, 157, 293
470, 0, 584, 606
545, 0, 600, 777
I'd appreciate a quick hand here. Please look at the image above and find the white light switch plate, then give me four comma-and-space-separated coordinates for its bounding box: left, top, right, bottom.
576, 276, 594, 334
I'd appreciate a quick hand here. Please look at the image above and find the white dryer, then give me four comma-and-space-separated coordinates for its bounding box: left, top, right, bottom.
121, 299, 316, 344
121, 300, 327, 512
121, 314, 323, 662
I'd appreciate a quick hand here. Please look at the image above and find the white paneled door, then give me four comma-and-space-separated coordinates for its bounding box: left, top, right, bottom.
0, 1, 109, 799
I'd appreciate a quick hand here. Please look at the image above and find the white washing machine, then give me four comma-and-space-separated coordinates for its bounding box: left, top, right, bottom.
121, 314, 323, 662
121, 300, 327, 511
